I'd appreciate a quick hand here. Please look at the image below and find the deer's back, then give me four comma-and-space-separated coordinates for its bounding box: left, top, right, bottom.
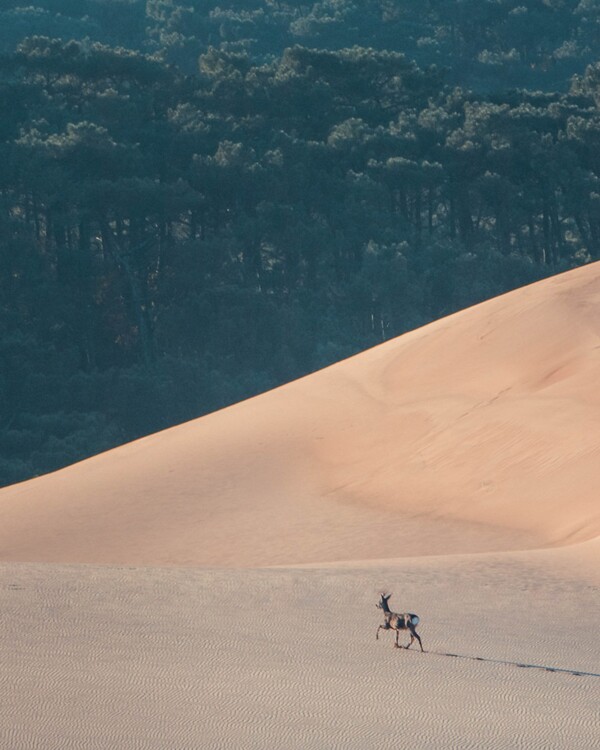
388, 612, 419, 628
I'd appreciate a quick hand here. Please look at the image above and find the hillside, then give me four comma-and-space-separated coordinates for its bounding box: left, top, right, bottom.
1, 262, 599, 566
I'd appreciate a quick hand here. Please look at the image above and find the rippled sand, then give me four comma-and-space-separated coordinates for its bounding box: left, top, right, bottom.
1, 543, 598, 749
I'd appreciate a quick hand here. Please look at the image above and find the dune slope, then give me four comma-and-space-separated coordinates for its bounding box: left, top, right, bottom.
1, 262, 599, 566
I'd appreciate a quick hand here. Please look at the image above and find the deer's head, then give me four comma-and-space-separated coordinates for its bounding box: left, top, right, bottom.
377, 593, 392, 612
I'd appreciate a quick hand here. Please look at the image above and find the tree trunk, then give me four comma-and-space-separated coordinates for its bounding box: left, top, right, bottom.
100, 220, 155, 368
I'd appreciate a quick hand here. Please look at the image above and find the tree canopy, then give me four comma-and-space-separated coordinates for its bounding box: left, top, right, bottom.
1, 4, 600, 485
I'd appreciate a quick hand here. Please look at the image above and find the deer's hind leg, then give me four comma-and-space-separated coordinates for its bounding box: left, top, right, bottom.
408, 624, 424, 652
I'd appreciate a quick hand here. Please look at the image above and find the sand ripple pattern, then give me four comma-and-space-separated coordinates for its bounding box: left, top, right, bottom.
0, 556, 598, 749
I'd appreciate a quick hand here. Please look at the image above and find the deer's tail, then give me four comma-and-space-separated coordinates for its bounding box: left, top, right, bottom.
409, 614, 420, 627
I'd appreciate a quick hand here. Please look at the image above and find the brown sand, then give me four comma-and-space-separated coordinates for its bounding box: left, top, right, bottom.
0, 262, 599, 566
1, 548, 598, 749
0, 262, 599, 748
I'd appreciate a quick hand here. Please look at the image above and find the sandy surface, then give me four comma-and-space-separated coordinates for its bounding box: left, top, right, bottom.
1, 546, 598, 749
1, 263, 599, 748
1, 263, 600, 566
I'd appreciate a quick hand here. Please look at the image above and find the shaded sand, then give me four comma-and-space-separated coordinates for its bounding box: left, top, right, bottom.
1, 544, 598, 750
1, 262, 600, 566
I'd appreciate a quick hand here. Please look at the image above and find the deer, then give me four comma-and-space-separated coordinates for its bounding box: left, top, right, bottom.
376, 593, 424, 651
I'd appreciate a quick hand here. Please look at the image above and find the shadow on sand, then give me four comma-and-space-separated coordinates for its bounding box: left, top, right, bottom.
419, 650, 600, 679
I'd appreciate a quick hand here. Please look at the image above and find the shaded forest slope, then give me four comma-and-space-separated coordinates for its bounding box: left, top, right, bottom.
3, 4, 600, 485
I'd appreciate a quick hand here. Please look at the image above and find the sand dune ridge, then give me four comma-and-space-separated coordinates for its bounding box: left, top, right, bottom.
0, 262, 599, 566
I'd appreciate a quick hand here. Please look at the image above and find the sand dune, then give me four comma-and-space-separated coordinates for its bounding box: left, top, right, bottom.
1, 263, 599, 748
1, 262, 599, 566
1, 547, 598, 750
